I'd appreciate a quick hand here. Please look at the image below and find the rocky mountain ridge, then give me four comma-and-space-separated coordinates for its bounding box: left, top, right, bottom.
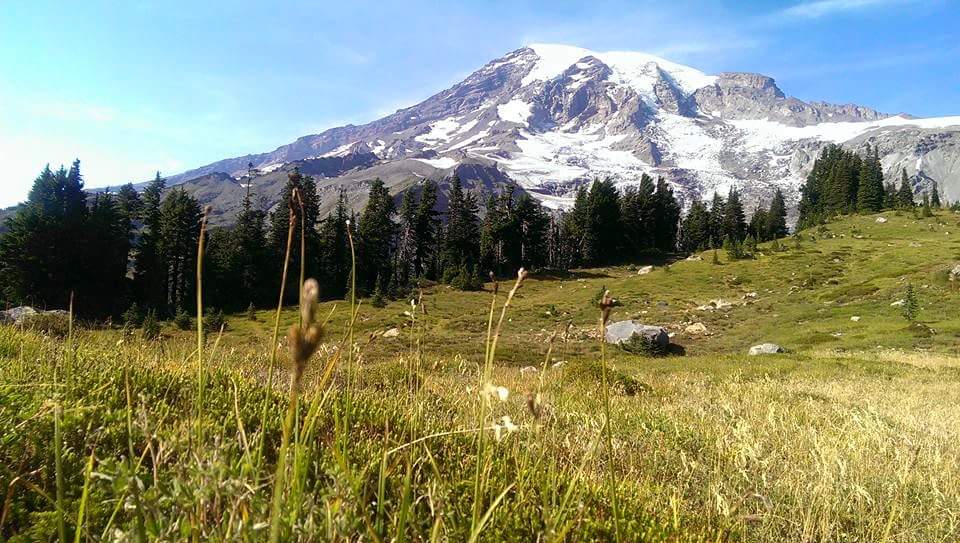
161, 43, 960, 221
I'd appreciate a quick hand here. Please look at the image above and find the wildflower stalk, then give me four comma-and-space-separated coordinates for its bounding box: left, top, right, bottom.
471, 269, 527, 533
599, 290, 622, 542
257, 190, 300, 466
269, 279, 324, 543
195, 205, 211, 442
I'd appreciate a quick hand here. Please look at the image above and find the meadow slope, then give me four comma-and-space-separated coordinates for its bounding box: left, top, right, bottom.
2, 210, 960, 541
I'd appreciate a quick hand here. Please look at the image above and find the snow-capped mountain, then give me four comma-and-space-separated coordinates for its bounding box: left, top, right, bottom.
168, 43, 960, 222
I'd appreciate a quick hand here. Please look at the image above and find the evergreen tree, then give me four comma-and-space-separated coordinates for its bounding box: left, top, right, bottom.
765, 188, 788, 240
653, 177, 680, 253
620, 175, 656, 257
583, 179, 621, 265
319, 190, 351, 300
512, 192, 549, 269
679, 197, 711, 253
0, 162, 89, 311
84, 193, 132, 317
883, 182, 898, 209
897, 169, 915, 207
749, 204, 769, 242
441, 176, 480, 278
157, 188, 202, 315
414, 181, 441, 280
930, 181, 942, 208
394, 189, 418, 288
708, 192, 726, 248
269, 168, 320, 302
721, 188, 747, 243
232, 188, 268, 308
115, 183, 143, 224
357, 178, 397, 294
856, 145, 884, 213
134, 172, 167, 309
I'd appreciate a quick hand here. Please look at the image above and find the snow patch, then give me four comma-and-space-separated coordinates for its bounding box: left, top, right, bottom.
732, 115, 960, 152
523, 43, 717, 95
497, 99, 532, 124
412, 157, 458, 169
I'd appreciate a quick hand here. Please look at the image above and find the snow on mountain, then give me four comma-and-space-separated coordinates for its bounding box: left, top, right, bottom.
167, 43, 960, 221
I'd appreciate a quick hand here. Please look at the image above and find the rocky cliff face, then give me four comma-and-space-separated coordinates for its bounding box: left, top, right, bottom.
163, 43, 960, 221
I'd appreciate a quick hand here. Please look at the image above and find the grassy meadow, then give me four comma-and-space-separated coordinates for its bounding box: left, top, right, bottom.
3, 210, 960, 541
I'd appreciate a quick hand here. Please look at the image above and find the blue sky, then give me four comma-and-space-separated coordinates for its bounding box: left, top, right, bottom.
1, 0, 958, 207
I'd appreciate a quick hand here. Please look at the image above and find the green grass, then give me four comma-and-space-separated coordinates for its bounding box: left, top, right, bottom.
2, 211, 960, 540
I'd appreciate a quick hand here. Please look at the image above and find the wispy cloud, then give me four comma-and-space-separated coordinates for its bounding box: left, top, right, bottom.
778, 0, 911, 19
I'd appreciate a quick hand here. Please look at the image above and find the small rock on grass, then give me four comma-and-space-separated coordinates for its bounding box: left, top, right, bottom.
748, 343, 783, 355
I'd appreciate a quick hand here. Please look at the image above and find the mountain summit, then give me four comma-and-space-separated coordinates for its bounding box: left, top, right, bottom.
168, 44, 960, 222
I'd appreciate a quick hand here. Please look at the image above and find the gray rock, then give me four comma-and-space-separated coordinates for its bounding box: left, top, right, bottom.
0, 306, 37, 325
748, 343, 784, 355
949, 263, 960, 281
637, 265, 654, 275
605, 320, 669, 348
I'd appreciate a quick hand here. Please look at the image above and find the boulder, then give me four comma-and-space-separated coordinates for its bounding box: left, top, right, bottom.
382, 327, 400, 338
875, 216, 888, 223
748, 343, 783, 355
696, 299, 733, 311
0, 306, 37, 325
949, 264, 960, 281
684, 322, 708, 334
850, 316, 861, 322
605, 320, 669, 348
686, 254, 703, 261
637, 265, 654, 275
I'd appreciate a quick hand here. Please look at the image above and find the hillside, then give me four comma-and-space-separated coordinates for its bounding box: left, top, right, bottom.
3, 211, 960, 541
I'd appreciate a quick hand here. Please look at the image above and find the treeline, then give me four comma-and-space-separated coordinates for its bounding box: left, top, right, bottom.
0, 161, 797, 320
798, 144, 942, 229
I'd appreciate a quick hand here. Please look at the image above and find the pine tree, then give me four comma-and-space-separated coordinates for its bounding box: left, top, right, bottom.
319, 190, 351, 300
897, 169, 915, 208
883, 182, 898, 209
441, 176, 480, 278
157, 188, 202, 315
394, 189, 418, 288
269, 168, 320, 302
653, 177, 680, 253
620, 175, 656, 257
512, 192, 549, 269
84, 193, 132, 316
414, 180, 440, 280
0, 162, 89, 311
765, 188, 788, 240
583, 179, 621, 265
749, 204, 769, 242
856, 145, 884, 213
358, 178, 397, 293
679, 198, 711, 253
708, 192, 726, 248
930, 181, 942, 208
134, 172, 167, 309
721, 188, 747, 243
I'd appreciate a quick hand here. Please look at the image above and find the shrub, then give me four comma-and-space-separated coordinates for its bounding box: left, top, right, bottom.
370, 284, 387, 308
451, 264, 481, 291
142, 310, 160, 340
21, 311, 71, 338
902, 283, 919, 322
724, 236, 745, 261
247, 302, 258, 321
173, 309, 193, 331
619, 334, 668, 356
204, 308, 227, 334
122, 302, 144, 328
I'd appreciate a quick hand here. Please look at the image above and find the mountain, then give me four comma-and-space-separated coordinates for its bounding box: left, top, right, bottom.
166, 43, 960, 222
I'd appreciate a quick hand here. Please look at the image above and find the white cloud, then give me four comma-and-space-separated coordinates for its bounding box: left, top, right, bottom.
779, 0, 910, 19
